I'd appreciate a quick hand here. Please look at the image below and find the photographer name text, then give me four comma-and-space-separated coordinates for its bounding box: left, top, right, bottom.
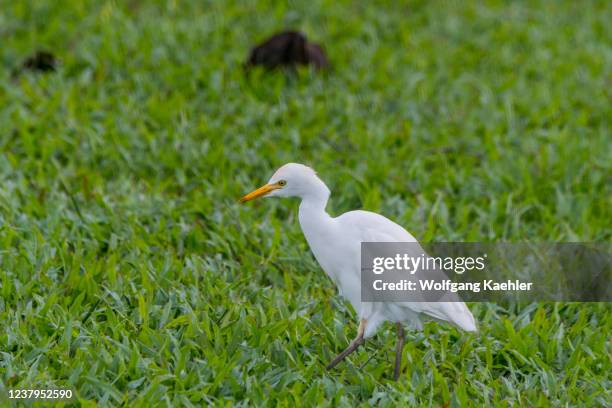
372, 279, 533, 293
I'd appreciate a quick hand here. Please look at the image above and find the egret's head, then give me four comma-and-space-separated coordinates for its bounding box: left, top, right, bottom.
239, 163, 329, 203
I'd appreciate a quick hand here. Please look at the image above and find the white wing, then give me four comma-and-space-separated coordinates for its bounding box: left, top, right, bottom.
336, 210, 477, 332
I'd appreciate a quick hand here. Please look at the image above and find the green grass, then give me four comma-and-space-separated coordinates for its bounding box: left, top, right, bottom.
1, 0, 611, 406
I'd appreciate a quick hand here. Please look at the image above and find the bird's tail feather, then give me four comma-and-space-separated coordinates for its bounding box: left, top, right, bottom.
423, 302, 478, 332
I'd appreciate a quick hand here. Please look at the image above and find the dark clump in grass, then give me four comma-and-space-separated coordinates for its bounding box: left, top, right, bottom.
245, 30, 329, 70
17, 50, 59, 73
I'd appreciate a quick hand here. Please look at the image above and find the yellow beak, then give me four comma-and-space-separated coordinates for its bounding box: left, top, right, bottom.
239, 183, 280, 203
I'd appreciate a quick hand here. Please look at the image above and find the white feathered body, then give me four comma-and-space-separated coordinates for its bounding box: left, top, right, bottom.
299, 205, 477, 338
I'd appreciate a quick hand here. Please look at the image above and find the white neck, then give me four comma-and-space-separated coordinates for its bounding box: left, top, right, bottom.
298, 178, 332, 228
298, 178, 330, 212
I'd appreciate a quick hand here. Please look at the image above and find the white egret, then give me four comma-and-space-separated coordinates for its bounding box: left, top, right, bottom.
240, 163, 477, 380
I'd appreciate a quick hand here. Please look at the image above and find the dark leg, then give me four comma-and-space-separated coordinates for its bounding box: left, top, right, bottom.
326, 319, 367, 370
393, 322, 405, 381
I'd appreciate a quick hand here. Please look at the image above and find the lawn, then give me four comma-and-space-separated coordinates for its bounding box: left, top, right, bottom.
0, 0, 611, 406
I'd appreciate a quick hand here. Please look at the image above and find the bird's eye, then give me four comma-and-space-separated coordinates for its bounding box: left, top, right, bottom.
278, 180, 287, 186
